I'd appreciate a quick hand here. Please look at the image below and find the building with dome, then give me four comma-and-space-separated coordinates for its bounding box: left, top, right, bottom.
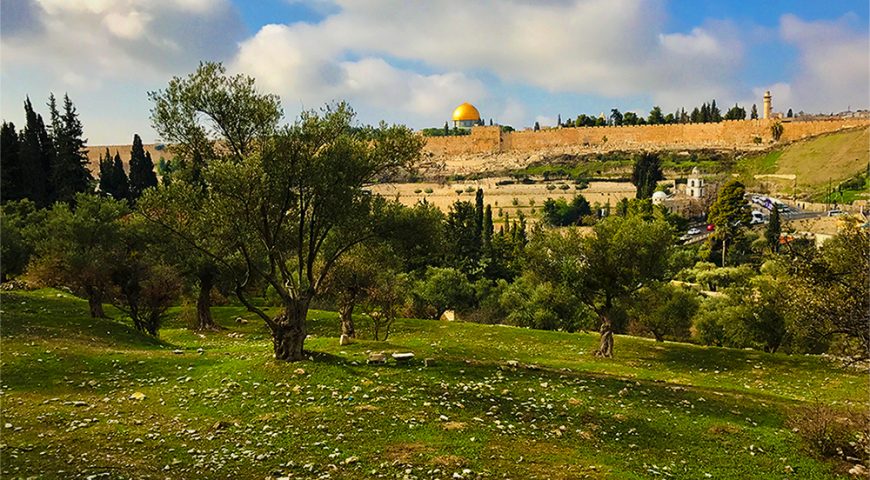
452, 102, 481, 129
652, 190, 668, 205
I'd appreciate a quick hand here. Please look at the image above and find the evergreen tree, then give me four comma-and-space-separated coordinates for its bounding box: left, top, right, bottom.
98, 148, 114, 196
647, 106, 664, 125
443, 121, 449, 136
765, 207, 781, 253
710, 99, 721, 122
483, 204, 493, 254
112, 152, 130, 201
630, 153, 664, 199
474, 188, 484, 249
534, 121, 540, 131
128, 134, 158, 201
700, 103, 710, 123
49, 94, 93, 204
19, 97, 52, 206
707, 180, 751, 266
786, 108, 793, 118
557, 114, 562, 127
750, 104, 759, 120
1, 121, 22, 202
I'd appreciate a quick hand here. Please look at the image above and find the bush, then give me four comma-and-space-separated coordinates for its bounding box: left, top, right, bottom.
788, 402, 870, 461
465, 186, 476, 193
546, 184, 556, 191
511, 197, 519, 206
414, 189, 422, 194
559, 184, 570, 190
424, 188, 434, 194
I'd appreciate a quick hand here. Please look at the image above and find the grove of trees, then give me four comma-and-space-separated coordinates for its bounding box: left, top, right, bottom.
2, 63, 867, 364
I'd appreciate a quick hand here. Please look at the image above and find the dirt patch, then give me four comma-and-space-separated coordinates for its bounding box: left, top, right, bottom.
430, 455, 467, 468
441, 421, 466, 431
708, 423, 741, 435
385, 442, 434, 463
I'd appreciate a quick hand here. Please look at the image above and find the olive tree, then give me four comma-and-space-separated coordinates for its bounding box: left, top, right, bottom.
141, 103, 423, 361
530, 215, 673, 357
147, 62, 283, 331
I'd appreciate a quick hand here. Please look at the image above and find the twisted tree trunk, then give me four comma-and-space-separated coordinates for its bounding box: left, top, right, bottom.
85, 287, 106, 318
339, 301, 355, 338
595, 316, 614, 357
271, 299, 309, 362
194, 270, 221, 331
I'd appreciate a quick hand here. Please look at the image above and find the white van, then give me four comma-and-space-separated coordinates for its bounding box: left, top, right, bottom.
750, 211, 764, 224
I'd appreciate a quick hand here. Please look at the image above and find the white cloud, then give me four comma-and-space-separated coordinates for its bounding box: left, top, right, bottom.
776, 14, 869, 113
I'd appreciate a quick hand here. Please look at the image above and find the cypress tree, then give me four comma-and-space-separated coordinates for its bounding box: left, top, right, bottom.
19, 97, 51, 206
1, 121, 22, 202
98, 148, 114, 196
483, 204, 493, 254
710, 99, 721, 122
49, 94, 92, 204
631, 153, 664, 199
128, 134, 157, 200
765, 207, 781, 253
750, 104, 759, 120
474, 188, 484, 250
112, 152, 130, 201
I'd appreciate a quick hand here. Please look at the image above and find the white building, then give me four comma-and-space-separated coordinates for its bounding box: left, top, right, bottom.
687, 167, 705, 198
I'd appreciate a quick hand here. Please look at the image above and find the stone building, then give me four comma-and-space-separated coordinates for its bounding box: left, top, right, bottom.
452, 102, 481, 129
687, 167, 705, 198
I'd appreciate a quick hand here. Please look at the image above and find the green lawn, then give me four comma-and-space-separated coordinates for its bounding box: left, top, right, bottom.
1, 289, 865, 479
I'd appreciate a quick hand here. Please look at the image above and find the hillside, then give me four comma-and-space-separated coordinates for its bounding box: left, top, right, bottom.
2, 289, 865, 479
738, 127, 870, 198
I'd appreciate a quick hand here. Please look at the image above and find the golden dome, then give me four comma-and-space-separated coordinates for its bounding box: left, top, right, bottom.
452, 102, 481, 122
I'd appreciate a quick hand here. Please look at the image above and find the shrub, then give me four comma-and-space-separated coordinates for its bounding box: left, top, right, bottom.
414, 189, 422, 194
465, 186, 476, 193
752, 136, 762, 144
455, 189, 463, 195
559, 184, 570, 190
546, 184, 556, 191
788, 402, 870, 461
424, 188, 434, 194
511, 197, 519, 206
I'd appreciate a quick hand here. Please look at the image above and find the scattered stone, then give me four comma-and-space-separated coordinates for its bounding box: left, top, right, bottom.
849, 464, 867, 476
235, 317, 249, 324
339, 334, 353, 346
129, 391, 146, 401
72, 401, 88, 407
172, 349, 184, 355
424, 358, 435, 367
367, 353, 386, 365
293, 368, 306, 375
505, 360, 520, 368
392, 352, 415, 363
212, 421, 229, 431
343, 456, 359, 465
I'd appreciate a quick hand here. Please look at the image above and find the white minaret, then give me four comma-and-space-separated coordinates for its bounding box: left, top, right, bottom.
763, 91, 772, 120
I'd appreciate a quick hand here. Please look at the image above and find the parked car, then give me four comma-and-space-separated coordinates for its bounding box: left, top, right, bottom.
706, 224, 715, 231
827, 209, 844, 217
750, 211, 764, 224
687, 228, 701, 235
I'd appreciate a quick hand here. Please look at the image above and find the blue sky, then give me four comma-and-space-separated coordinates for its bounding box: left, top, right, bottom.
1, 0, 867, 144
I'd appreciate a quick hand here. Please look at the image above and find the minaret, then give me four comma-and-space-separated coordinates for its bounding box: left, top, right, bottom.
763, 91, 772, 120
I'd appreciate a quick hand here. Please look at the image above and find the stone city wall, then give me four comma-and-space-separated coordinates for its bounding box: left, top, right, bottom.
423, 119, 870, 155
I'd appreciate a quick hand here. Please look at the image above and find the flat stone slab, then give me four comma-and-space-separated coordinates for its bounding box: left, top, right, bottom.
392, 352, 415, 362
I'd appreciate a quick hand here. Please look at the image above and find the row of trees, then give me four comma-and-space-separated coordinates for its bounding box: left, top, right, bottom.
558, 100, 779, 129
97, 134, 158, 202
1, 95, 92, 207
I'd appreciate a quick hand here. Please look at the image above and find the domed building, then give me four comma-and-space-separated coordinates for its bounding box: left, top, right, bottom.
452, 102, 481, 129
652, 190, 668, 205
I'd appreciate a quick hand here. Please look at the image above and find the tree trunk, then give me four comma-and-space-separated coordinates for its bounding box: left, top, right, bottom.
86, 288, 105, 318
653, 332, 664, 342
339, 301, 355, 338
271, 299, 308, 362
595, 315, 614, 358
721, 238, 727, 267
195, 272, 221, 331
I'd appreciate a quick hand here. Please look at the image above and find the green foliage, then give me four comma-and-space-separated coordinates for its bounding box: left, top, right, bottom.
498, 272, 592, 332
0, 200, 44, 281
421, 127, 470, 137
629, 283, 698, 342
765, 207, 781, 252
48, 94, 93, 204
771, 121, 784, 141
127, 134, 158, 201
1, 121, 23, 202
541, 195, 591, 226
707, 180, 750, 266
630, 152, 664, 199
413, 266, 475, 319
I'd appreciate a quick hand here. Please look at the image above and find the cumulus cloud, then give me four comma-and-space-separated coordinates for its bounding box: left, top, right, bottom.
232, 0, 746, 127
1, 0, 246, 82
775, 14, 869, 113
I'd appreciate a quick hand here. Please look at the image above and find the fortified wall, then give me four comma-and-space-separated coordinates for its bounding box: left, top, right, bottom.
422, 118, 870, 156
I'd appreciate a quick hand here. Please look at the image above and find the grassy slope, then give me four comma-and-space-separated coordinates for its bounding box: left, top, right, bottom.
739, 127, 869, 194
2, 290, 865, 479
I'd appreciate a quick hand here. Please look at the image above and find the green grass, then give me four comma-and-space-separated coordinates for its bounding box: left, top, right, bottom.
2, 289, 866, 479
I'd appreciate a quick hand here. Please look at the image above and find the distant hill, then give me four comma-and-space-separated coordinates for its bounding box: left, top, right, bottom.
85, 143, 167, 173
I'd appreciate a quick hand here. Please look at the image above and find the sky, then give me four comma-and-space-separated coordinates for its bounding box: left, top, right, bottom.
1, 0, 868, 144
